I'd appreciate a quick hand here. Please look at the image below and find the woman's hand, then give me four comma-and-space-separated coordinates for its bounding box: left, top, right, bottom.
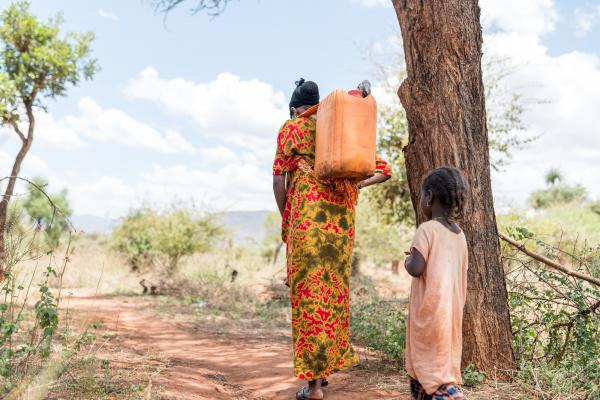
358, 172, 390, 190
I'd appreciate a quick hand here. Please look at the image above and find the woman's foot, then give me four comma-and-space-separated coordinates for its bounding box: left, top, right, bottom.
296, 379, 323, 400
296, 387, 323, 400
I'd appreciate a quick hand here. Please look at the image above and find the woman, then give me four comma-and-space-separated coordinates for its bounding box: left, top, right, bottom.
272, 79, 391, 400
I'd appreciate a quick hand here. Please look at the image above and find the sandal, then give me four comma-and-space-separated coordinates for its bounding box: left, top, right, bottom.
296, 387, 324, 400
321, 377, 329, 387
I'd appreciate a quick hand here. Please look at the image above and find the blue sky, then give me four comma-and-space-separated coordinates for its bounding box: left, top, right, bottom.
1, 0, 599, 217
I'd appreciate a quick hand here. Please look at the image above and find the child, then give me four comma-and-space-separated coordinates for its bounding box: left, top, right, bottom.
404, 167, 469, 400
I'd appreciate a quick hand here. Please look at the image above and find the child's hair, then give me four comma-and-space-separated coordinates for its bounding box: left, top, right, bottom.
421, 167, 468, 220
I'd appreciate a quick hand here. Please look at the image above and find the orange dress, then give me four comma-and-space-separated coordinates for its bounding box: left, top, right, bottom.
405, 220, 469, 394
273, 112, 391, 380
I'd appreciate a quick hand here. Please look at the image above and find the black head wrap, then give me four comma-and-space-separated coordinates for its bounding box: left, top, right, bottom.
289, 78, 320, 111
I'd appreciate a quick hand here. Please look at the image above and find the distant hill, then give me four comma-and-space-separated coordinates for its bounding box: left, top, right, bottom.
70, 214, 117, 234
70, 210, 272, 244
218, 210, 271, 244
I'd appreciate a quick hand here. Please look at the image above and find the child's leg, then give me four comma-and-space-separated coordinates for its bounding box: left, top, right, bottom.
410, 379, 429, 400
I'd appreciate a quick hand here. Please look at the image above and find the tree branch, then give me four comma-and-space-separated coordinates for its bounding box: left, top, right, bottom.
154, 0, 231, 15
552, 299, 600, 330
0, 176, 75, 232
7, 119, 26, 143
499, 233, 600, 287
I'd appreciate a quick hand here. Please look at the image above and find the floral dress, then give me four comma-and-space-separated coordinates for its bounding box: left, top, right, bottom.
272, 109, 391, 380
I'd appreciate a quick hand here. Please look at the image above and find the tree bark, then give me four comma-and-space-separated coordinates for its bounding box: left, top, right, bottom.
392, 0, 516, 377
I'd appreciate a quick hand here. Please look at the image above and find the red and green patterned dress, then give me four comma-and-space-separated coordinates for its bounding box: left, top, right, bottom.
272, 110, 391, 380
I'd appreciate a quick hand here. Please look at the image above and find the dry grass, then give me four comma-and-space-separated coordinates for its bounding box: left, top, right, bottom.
12, 234, 144, 299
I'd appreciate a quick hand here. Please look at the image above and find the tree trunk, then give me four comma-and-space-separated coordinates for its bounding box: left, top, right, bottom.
272, 241, 283, 265
391, 259, 400, 275
0, 110, 35, 277
392, 0, 516, 377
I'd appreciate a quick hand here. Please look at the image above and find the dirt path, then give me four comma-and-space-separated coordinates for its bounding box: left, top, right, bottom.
63, 294, 407, 400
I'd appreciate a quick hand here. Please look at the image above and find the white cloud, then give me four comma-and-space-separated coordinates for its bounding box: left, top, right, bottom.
124, 68, 287, 141
574, 6, 600, 37
480, 0, 558, 36
98, 9, 119, 21
3, 68, 288, 216
198, 145, 238, 165
46, 66, 291, 216
68, 176, 136, 217
0, 149, 48, 177
37, 97, 194, 154
352, 0, 391, 7
124, 68, 289, 182
0, 149, 53, 199
36, 111, 85, 149
479, 0, 600, 205
65, 161, 272, 217
74, 97, 194, 153
2, 97, 194, 154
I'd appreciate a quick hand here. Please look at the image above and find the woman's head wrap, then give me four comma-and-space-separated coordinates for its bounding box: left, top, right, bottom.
289, 78, 320, 109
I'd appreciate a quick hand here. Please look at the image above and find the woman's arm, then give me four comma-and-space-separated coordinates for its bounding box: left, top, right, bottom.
358, 172, 390, 189
404, 248, 426, 277
273, 174, 287, 216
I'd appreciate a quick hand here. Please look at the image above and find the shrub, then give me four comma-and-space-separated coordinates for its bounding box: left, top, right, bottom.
111, 209, 157, 272
590, 201, 600, 216
529, 168, 587, 209
529, 184, 587, 209
503, 227, 600, 397
22, 177, 73, 250
0, 210, 71, 394
153, 209, 224, 272
461, 364, 486, 387
111, 207, 225, 273
350, 276, 407, 365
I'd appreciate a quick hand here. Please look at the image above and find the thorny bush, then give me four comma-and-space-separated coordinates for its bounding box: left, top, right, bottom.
503, 227, 600, 397
0, 185, 72, 394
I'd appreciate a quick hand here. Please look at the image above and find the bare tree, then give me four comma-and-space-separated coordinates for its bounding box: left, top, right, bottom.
153, 0, 232, 15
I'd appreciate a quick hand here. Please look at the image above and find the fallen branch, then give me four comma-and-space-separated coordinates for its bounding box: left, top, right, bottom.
499, 233, 600, 287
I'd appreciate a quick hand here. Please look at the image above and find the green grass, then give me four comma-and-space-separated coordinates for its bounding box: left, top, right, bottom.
498, 203, 600, 246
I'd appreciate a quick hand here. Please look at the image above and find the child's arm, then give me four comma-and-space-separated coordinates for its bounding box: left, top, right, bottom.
404, 248, 426, 277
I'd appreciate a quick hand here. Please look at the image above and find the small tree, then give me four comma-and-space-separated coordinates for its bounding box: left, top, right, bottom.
112, 208, 225, 273
153, 209, 224, 272
261, 211, 283, 264
112, 209, 158, 272
0, 1, 98, 274
529, 169, 587, 209
544, 168, 562, 186
22, 177, 72, 249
